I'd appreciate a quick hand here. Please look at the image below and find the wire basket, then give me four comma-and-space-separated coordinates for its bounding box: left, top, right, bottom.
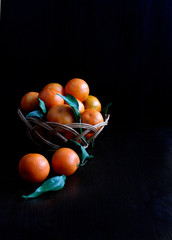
17, 108, 110, 151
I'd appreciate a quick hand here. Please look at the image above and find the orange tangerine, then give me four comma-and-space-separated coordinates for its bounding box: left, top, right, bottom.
65, 78, 89, 102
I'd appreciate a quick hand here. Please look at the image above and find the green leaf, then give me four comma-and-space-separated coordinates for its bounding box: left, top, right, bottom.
26, 110, 44, 120
38, 97, 47, 114
22, 175, 66, 199
91, 139, 95, 148
101, 102, 112, 118
65, 139, 93, 166
57, 94, 81, 123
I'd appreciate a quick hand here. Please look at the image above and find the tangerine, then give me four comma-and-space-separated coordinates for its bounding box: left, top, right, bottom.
38, 88, 64, 109
51, 148, 80, 176
81, 109, 104, 139
18, 153, 50, 183
65, 78, 89, 102
20, 92, 39, 112
77, 99, 85, 114
43, 83, 64, 95
65, 98, 85, 114
47, 104, 75, 124
84, 95, 101, 112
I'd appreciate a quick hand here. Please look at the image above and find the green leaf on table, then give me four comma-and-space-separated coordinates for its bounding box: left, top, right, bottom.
26, 110, 44, 120
65, 139, 93, 166
57, 94, 81, 123
22, 175, 66, 199
38, 97, 47, 114
101, 102, 112, 118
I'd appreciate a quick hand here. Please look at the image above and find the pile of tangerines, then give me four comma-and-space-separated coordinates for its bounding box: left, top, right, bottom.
18, 78, 105, 191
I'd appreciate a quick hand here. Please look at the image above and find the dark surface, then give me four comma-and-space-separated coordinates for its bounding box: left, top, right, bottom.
1, 125, 172, 240
1, 0, 172, 239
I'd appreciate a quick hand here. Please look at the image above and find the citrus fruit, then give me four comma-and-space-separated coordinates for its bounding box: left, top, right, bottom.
20, 92, 39, 112
43, 83, 64, 95
81, 109, 104, 139
77, 99, 85, 114
47, 104, 75, 124
38, 88, 64, 109
65, 98, 85, 114
84, 95, 101, 112
51, 148, 80, 176
18, 153, 50, 183
65, 78, 89, 102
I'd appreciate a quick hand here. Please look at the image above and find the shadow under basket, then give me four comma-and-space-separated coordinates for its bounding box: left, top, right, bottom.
18, 109, 110, 151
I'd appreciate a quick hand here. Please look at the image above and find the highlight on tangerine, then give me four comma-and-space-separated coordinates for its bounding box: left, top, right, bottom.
18, 153, 50, 183
77, 99, 85, 114
81, 109, 104, 139
84, 95, 102, 112
65, 98, 85, 114
43, 83, 64, 95
47, 104, 75, 124
20, 92, 39, 112
38, 87, 64, 109
65, 78, 89, 102
51, 148, 80, 176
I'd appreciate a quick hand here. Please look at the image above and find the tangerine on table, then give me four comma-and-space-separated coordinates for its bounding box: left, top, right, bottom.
43, 83, 64, 95
47, 104, 75, 124
84, 95, 101, 112
65, 78, 89, 102
81, 109, 104, 139
38, 88, 64, 109
51, 148, 80, 176
18, 153, 50, 183
20, 92, 39, 112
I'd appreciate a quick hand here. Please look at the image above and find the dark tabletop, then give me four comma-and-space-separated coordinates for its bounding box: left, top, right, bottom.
1, 120, 172, 240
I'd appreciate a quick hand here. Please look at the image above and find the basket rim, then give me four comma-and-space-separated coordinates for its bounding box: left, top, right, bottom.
17, 108, 110, 150
18, 108, 110, 128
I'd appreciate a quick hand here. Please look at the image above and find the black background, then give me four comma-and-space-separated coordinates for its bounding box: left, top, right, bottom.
1, 0, 172, 239
2, 0, 172, 128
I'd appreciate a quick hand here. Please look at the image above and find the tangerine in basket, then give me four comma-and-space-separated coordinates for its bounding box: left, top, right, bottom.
47, 104, 75, 124
20, 92, 39, 112
43, 83, 64, 95
77, 99, 85, 114
65, 78, 89, 102
51, 148, 80, 176
65, 98, 85, 114
18, 153, 50, 183
81, 109, 104, 139
38, 88, 64, 109
84, 95, 101, 112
